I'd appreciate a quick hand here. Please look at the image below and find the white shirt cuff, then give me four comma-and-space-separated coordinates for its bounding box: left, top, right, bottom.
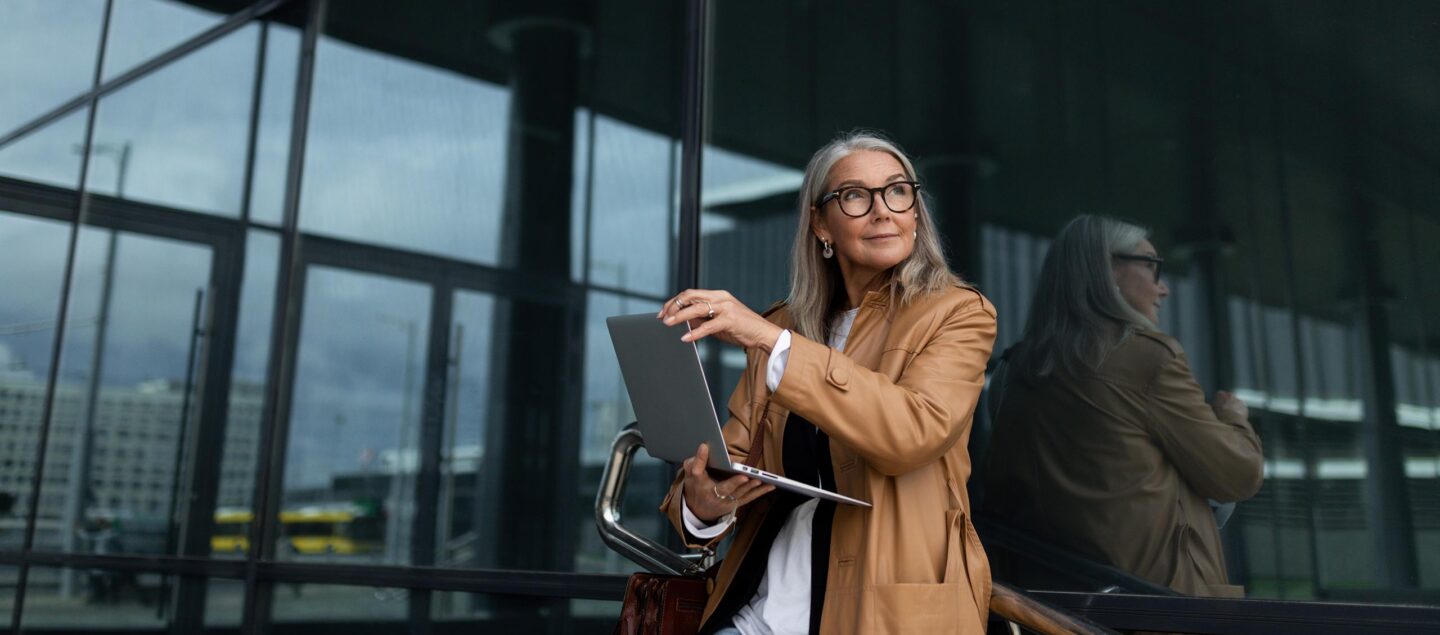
681, 492, 735, 539
765, 329, 792, 393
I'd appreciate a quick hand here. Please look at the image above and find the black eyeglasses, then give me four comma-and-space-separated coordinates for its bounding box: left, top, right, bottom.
1113, 254, 1164, 283
814, 181, 920, 218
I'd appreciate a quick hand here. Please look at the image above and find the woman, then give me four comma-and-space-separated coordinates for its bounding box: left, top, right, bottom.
983, 215, 1264, 597
656, 131, 997, 634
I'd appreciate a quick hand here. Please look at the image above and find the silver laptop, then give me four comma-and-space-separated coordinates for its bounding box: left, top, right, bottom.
606, 313, 870, 507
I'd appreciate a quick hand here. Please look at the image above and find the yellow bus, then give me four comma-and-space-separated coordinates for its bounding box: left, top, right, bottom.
210, 504, 383, 555
279, 504, 384, 555
211, 508, 253, 554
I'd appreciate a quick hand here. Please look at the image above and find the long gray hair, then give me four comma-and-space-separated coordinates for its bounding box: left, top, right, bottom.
785, 131, 964, 341
1012, 215, 1155, 381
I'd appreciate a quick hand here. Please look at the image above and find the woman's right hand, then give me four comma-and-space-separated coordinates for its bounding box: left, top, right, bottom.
682, 443, 775, 523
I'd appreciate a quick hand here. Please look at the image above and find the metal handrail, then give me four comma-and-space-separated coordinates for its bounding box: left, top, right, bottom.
594, 423, 707, 577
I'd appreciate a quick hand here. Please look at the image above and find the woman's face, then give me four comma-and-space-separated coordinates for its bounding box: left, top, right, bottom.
811, 150, 919, 284
1113, 238, 1170, 324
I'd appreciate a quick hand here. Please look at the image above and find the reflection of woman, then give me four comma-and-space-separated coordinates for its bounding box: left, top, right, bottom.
656, 132, 997, 633
984, 215, 1264, 597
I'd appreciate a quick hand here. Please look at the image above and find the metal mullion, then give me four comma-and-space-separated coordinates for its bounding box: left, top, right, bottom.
239, 22, 271, 225
254, 562, 628, 601
1265, 34, 1325, 597
2, 552, 248, 580
10, 0, 115, 631
298, 233, 584, 309
674, 0, 709, 293
242, 0, 325, 632
0, 177, 250, 243
0, 0, 292, 151
169, 223, 247, 633
582, 108, 597, 288
83, 197, 244, 247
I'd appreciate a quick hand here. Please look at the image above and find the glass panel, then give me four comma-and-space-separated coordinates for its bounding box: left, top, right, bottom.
587, 116, 679, 295
100, 0, 230, 82
19, 567, 164, 629
15, 570, 241, 630
703, 0, 1440, 609
293, 0, 684, 590
0, 106, 91, 190
435, 290, 496, 568
34, 230, 213, 566
0, 566, 14, 617
283, 266, 430, 564
203, 578, 247, 628
298, 27, 509, 264
0, 0, 105, 135
0, 212, 72, 550
270, 583, 407, 625
87, 25, 259, 216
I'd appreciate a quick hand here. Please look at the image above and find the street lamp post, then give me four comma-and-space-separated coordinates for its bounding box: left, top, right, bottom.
58, 141, 131, 599
376, 317, 419, 565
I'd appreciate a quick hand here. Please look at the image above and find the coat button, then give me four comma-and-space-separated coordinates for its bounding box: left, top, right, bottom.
828, 365, 849, 389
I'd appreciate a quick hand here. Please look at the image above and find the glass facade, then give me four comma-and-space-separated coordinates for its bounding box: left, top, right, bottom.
0, 0, 1437, 632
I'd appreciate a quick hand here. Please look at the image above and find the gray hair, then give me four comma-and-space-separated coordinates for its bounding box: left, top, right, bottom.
785, 130, 964, 341
1012, 215, 1155, 381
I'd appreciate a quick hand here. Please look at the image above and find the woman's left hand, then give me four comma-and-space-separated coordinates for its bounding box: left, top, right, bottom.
658, 289, 785, 353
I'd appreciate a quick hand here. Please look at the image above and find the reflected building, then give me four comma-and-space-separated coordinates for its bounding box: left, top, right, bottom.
0, 380, 261, 551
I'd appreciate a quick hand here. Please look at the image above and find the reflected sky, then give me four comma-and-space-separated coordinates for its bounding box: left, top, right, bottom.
0, 213, 73, 384
286, 268, 431, 490
102, 0, 227, 81
298, 35, 509, 265
0, 1, 104, 135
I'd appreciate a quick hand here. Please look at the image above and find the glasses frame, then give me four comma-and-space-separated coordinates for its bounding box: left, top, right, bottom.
814, 181, 922, 218
1113, 253, 1165, 283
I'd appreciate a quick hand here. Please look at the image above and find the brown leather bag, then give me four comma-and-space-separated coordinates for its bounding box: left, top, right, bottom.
615, 405, 772, 634
613, 573, 708, 635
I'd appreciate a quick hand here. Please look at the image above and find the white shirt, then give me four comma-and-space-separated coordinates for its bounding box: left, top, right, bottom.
681, 308, 859, 635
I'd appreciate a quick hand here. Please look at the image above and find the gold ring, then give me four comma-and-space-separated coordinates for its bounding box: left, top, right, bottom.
712, 485, 736, 502
703, 300, 715, 319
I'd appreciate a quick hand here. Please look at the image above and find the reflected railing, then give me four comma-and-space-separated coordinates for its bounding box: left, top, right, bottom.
975, 516, 1179, 597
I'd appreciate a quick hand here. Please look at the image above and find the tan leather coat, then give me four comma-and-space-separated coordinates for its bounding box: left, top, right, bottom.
660, 285, 998, 634
984, 330, 1264, 597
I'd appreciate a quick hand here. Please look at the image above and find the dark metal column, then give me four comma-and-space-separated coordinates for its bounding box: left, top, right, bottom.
478, 3, 589, 632
1175, 29, 1247, 587
1334, 3, 1417, 591
1351, 202, 1419, 590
